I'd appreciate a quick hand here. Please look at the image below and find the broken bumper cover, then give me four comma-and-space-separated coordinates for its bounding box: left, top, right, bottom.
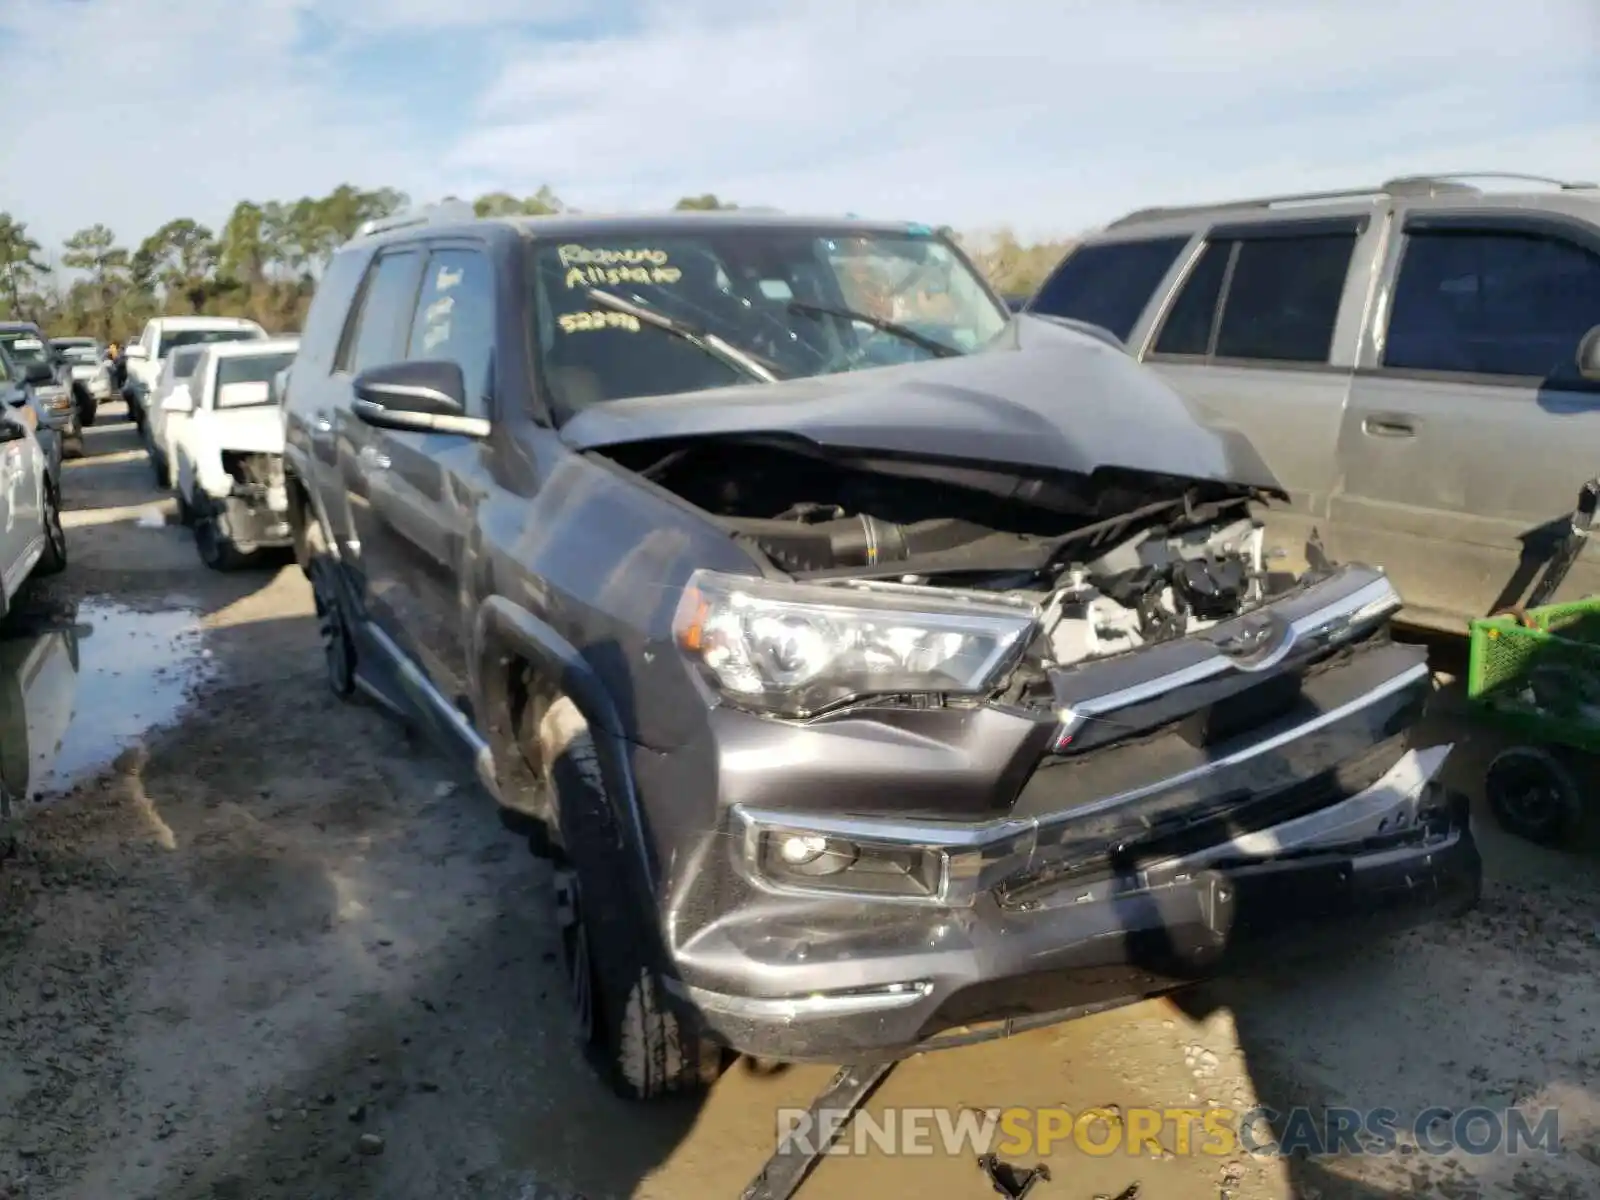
665, 746, 1478, 1064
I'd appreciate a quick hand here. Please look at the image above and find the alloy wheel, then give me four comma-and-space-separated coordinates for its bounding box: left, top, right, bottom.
309, 559, 355, 697
553, 866, 595, 1043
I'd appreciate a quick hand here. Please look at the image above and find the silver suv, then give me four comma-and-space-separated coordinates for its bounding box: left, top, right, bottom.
1026, 172, 1600, 631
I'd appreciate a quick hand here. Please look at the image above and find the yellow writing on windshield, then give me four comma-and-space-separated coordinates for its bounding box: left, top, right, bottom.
564, 264, 682, 289
558, 311, 643, 334
558, 245, 669, 267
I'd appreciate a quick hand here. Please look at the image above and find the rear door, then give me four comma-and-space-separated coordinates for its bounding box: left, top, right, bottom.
1332, 210, 1600, 624
1137, 215, 1380, 534
329, 247, 427, 634
361, 241, 498, 705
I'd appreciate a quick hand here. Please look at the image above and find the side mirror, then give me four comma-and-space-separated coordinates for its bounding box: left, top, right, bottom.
124, 345, 148, 361
1578, 325, 1600, 382
0, 418, 25, 442
161, 387, 194, 414
23, 363, 53, 386
352, 360, 488, 437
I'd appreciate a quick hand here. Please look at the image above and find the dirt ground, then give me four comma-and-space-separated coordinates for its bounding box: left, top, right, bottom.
2, 403, 1599, 1200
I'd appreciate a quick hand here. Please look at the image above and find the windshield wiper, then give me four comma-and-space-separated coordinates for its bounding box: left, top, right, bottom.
584, 289, 785, 382
787, 300, 962, 358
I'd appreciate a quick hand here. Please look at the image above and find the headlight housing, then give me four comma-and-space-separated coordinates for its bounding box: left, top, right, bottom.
36, 386, 72, 412
673, 569, 1038, 717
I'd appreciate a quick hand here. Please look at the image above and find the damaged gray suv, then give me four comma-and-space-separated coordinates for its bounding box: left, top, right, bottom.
281, 206, 1481, 1100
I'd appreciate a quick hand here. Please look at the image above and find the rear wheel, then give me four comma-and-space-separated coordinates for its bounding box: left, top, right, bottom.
537, 697, 722, 1100
305, 520, 356, 700
1485, 745, 1585, 848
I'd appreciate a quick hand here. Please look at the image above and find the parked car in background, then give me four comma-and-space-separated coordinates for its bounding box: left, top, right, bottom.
0, 400, 68, 622
141, 345, 208, 488
168, 337, 299, 569
49, 336, 109, 426
1025, 172, 1600, 631
0, 340, 64, 488
282, 206, 1477, 1099
122, 315, 267, 430
0, 323, 82, 457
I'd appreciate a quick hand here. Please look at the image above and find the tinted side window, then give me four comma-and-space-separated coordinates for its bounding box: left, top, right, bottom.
406, 248, 495, 417
1028, 237, 1189, 341
1154, 241, 1232, 356
1213, 234, 1354, 363
1384, 229, 1600, 378
342, 251, 424, 375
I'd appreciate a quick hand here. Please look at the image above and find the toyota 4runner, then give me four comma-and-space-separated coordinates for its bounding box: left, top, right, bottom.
281, 206, 1480, 1100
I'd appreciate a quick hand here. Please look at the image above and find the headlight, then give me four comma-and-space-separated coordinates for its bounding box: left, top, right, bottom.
37, 388, 72, 412
673, 569, 1038, 717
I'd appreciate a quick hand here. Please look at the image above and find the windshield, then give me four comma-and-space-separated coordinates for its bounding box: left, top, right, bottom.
156, 328, 262, 358
0, 331, 51, 367
531, 227, 1008, 414
216, 351, 296, 405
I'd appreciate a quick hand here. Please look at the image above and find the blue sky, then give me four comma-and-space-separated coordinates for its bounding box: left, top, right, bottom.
3, 0, 1597, 256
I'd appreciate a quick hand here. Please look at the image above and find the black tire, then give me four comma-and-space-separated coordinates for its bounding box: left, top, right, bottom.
175, 470, 196, 526
143, 425, 168, 488
1485, 745, 1585, 848
306, 523, 357, 700
35, 480, 67, 577
193, 496, 252, 572
538, 697, 721, 1101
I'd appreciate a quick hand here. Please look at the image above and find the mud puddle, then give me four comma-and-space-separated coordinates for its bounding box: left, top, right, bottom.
0, 596, 211, 805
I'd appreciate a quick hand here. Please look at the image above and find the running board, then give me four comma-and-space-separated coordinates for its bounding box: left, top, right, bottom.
363, 622, 502, 802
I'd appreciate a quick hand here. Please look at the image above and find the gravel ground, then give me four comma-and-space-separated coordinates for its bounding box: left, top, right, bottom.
1, 403, 1598, 1200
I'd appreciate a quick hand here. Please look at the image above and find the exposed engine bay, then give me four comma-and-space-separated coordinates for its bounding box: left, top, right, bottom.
602, 438, 1293, 670
219, 450, 287, 504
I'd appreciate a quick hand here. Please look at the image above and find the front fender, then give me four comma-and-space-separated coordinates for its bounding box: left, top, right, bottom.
472, 596, 659, 891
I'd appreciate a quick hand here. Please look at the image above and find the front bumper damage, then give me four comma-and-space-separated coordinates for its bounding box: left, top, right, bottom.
651, 563, 1481, 1062
211, 459, 292, 551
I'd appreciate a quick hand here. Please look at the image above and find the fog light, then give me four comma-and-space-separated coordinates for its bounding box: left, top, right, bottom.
778, 834, 829, 865
757, 828, 943, 897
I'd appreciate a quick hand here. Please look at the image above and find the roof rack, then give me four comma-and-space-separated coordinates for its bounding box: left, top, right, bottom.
1107, 171, 1600, 229
354, 199, 477, 240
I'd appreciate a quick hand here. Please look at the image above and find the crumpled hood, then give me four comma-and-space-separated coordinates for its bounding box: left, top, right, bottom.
203, 407, 284, 455
558, 314, 1282, 490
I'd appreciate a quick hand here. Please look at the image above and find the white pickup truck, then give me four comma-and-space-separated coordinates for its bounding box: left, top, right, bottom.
164, 338, 299, 570
123, 316, 267, 429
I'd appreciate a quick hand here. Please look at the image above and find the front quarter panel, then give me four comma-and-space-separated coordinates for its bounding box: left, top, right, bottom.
477, 432, 761, 753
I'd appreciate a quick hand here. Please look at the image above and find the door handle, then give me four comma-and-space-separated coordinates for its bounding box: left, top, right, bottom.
359, 445, 391, 471
1362, 417, 1415, 438
312, 413, 333, 433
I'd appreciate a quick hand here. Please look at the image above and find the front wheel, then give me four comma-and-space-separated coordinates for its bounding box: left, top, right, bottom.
538, 697, 722, 1100
193, 496, 252, 572
35, 479, 68, 577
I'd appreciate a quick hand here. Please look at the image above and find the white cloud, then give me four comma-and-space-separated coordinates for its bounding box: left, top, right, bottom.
2, 0, 1597, 254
